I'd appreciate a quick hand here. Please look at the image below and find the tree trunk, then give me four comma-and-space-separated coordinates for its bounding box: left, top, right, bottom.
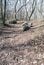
14, 0, 18, 21
3, 0, 6, 25
1, 0, 3, 20
15, 8, 16, 21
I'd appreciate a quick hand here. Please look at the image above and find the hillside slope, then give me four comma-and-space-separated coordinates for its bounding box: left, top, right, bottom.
0, 20, 44, 65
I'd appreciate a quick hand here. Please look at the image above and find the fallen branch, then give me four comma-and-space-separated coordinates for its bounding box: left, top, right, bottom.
31, 24, 44, 29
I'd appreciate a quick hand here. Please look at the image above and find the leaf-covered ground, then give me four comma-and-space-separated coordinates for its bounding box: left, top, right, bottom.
0, 20, 44, 65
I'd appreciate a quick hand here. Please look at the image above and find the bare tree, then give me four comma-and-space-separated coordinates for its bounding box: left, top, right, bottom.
19, 0, 22, 20
1, 0, 44, 21
16, 0, 30, 14
3, 0, 6, 25
1, 0, 3, 21
14, 0, 18, 20
37, 0, 44, 18
24, 0, 28, 20
40, 0, 43, 15
29, 0, 36, 20
14, 0, 30, 21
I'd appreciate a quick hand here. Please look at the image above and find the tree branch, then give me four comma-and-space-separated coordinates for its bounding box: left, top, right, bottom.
16, 0, 30, 14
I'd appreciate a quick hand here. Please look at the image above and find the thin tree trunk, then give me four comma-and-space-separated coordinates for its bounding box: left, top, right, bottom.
14, 0, 18, 21
15, 8, 16, 20
1, 0, 3, 20
3, 0, 6, 25
29, 0, 36, 20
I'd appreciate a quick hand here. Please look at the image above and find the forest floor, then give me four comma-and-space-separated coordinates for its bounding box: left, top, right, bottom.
0, 19, 44, 65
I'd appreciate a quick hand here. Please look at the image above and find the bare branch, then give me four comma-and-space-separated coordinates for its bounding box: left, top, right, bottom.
29, 6, 35, 20
16, 0, 30, 14
29, 0, 37, 20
